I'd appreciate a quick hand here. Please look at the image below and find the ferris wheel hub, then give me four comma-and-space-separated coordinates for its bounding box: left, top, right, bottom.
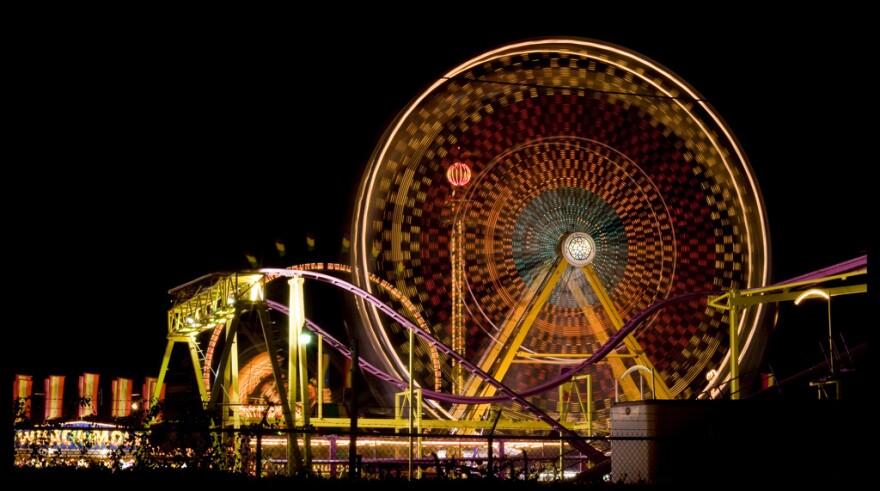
560, 232, 597, 267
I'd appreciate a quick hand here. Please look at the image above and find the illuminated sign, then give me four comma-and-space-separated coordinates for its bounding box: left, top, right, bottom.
14, 427, 141, 450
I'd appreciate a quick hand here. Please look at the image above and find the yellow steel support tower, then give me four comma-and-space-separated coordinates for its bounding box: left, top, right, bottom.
708, 267, 867, 400
452, 231, 676, 423
580, 263, 673, 400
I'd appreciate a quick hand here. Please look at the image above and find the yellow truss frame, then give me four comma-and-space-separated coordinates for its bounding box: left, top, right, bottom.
707, 268, 867, 399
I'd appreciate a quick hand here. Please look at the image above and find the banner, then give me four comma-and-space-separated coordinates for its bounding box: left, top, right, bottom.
44, 375, 66, 421
111, 377, 133, 418
13, 374, 33, 419
78, 372, 100, 418
142, 377, 166, 420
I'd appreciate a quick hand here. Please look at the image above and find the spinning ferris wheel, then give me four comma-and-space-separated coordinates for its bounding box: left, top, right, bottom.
349, 38, 771, 429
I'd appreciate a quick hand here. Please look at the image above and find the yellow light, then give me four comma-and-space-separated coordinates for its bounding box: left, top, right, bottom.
705, 369, 717, 381
249, 283, 264, 301
794, 288, 830, 305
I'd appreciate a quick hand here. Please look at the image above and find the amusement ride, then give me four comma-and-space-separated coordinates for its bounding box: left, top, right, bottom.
145, 38, 867, 476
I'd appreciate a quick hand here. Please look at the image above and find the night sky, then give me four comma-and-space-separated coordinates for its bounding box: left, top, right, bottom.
8, 10, 873, 399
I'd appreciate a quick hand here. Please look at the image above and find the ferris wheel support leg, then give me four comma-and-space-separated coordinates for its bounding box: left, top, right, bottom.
460, 258, 568, 421
569, 281, 642, 401
581, 264, 674, 400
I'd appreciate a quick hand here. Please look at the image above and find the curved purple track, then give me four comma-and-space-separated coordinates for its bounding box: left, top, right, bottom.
258, 254, 866, 462
264, 254, 867, 403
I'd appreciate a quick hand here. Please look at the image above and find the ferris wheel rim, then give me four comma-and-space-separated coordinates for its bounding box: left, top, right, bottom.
350, 36, 771, 414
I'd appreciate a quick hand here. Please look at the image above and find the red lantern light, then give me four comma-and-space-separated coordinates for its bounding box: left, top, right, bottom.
446, 161, 471, 187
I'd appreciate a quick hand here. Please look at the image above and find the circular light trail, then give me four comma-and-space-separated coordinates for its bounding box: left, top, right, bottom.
347, 37, 771, 428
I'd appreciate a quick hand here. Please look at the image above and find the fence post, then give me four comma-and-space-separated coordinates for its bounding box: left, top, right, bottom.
349, 339, 359, 480
255, 424, 262, 479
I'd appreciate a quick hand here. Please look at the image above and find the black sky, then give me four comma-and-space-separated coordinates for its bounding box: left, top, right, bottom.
8, 10, 872, 388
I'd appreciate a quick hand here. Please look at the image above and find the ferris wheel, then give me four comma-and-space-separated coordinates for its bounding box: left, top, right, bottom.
349, 38, 771, 429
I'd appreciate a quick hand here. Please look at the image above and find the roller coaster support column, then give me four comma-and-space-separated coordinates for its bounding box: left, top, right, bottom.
408, 324, 414, 480
226, 318, 240, 429
728, 290, 741, 399
207, 314, 239, 417
255, 303, 303, 473
289, 277, 311, 473
349, 339, 360, 480
558, 374, 593, 436
487, 409, 501, 479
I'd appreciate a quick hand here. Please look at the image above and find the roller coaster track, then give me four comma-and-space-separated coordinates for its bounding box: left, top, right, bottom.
161, 255, 866, 465
266, 252, 867, 405
259, 267, 609, 463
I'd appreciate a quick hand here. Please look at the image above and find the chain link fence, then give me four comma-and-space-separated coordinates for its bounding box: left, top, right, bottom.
13, 398, 869, 486
13, 423, 609, 481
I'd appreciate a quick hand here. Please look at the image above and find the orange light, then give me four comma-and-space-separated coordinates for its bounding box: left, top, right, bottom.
446, 161, 471, 187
